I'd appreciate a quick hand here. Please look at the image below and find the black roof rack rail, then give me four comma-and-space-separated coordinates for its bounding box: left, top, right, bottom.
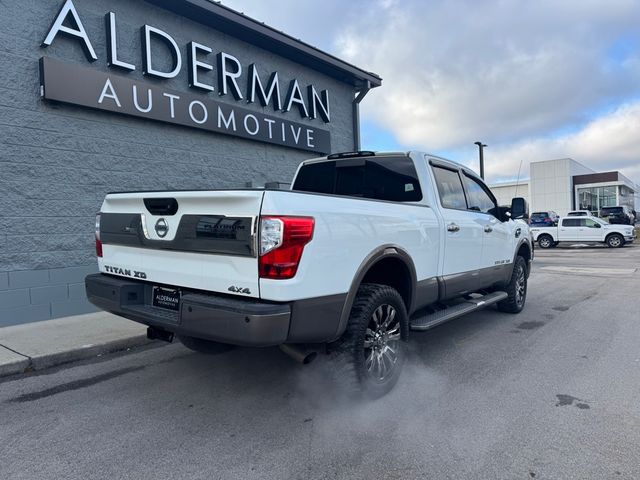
326, 151, 376, 160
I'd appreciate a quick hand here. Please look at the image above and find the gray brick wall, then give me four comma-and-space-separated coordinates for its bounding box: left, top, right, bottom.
0, 265, 98, 327
0, 0, 358, 325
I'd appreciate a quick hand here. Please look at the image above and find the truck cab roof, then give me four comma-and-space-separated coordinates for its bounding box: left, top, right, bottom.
301, 150, 473, 174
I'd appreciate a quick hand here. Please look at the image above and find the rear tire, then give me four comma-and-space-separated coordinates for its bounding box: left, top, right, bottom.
178, 335, 234, 354
498, 256, 527, 313
538, 235, 553, 249
329, 283, 408, 399
606, 233, 624, 248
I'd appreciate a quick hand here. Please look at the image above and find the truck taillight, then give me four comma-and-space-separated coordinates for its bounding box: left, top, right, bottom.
259, 216, 314, 279
95, 213, 103, 258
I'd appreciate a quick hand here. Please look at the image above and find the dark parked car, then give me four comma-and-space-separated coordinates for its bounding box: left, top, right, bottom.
529, 211, 559, 226
600, 206, 635, 225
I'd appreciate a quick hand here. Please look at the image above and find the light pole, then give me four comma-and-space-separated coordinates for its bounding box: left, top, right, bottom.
474, 141, 487, 179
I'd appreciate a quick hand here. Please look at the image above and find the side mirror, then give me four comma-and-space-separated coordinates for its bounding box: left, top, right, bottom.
510, 197, 528, 220
594, 223, 601, 228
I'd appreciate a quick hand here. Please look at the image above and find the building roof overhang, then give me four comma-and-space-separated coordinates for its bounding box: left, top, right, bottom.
146, 0, 382, 91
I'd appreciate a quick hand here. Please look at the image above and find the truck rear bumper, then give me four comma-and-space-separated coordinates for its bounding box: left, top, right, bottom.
85, 273, 291, 347
85, 274, 346, 346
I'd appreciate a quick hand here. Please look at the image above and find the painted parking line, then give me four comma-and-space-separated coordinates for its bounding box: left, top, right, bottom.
540, 266, 637, 276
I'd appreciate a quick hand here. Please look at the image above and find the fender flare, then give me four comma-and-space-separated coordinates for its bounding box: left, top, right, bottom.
512, 237, 533, 277
329, 244, 417, 342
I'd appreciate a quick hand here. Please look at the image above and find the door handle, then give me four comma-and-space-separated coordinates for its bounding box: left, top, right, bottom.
447, 223, 460, 232
484, 225, 493, 233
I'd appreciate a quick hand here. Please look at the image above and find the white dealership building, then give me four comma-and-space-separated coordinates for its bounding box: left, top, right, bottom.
490, 158, 639, 216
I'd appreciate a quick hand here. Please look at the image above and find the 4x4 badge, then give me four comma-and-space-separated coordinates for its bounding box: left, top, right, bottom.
228, 286, 251, 295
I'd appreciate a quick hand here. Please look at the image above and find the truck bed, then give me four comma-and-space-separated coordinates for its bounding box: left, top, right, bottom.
98, 189, 441, 303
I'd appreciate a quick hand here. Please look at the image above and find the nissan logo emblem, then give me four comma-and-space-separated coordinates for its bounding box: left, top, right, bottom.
155, 218, 169, 238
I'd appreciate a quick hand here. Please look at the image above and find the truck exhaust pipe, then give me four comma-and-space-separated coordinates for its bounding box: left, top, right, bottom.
147, 327, 174, 343
279, 344, 318, 365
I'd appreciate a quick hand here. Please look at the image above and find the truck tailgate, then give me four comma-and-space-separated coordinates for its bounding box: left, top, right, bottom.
99, 190, 263, 298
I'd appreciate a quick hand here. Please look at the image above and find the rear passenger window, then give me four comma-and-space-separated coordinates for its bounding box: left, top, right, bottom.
290, 161, 335, 195
292, 156, 422, 202
431, 166, 467, 210
562, 218, 581, 227
461, 172, 497, 214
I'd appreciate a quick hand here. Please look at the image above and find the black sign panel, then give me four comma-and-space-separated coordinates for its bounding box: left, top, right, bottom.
39, 57, 331, 154
152, 286, 180, 311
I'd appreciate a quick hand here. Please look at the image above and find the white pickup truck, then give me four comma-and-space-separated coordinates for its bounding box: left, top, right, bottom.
531, 215, 635, 248
86, 151, 532, 397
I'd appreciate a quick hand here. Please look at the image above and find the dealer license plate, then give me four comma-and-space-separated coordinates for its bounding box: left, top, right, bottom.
152, 287, 181, 311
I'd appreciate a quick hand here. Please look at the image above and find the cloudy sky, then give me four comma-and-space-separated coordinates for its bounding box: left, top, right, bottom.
222, 0, 640, 185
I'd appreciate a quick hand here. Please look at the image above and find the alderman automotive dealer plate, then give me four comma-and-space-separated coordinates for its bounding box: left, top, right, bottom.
152, 287, 181, 311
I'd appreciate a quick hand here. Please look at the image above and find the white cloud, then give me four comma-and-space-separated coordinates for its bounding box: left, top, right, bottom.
219, 0, 360, 50
336, 0, 640, 152
474, 101, 640, 184
221, 0, 640, 183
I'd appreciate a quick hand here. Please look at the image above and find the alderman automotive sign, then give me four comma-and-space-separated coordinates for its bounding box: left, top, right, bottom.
39, 0, 332, 153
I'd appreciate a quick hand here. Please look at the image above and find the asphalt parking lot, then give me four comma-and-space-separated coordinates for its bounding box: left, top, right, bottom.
1, 243, 639, 480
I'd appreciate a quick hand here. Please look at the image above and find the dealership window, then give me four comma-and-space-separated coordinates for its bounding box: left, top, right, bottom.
577, 186, 617, 214
618, 185, 635, 208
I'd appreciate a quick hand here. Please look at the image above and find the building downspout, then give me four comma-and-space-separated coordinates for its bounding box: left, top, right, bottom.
352, 81, 371, 151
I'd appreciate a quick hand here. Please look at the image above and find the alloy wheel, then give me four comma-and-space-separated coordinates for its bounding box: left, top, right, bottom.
363, 304, 401, 382
515, 265, 526, 307
539, 237, 551, 248
609, 235, 621, 247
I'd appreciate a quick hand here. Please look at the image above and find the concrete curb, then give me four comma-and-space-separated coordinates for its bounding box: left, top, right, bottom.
0, 312, 157, 379
0, 334, 154, 378
0, 351, 30, 378
32, 334, 155, 371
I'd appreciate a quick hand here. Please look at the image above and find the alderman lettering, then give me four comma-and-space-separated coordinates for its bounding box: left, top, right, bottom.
42, 0, 331, 123
41, 57, 330, 153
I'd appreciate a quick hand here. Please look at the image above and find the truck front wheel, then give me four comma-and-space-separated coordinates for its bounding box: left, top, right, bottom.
497, 256, 528, 313
330, 283, 409, 399
606, 233, 624, 248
